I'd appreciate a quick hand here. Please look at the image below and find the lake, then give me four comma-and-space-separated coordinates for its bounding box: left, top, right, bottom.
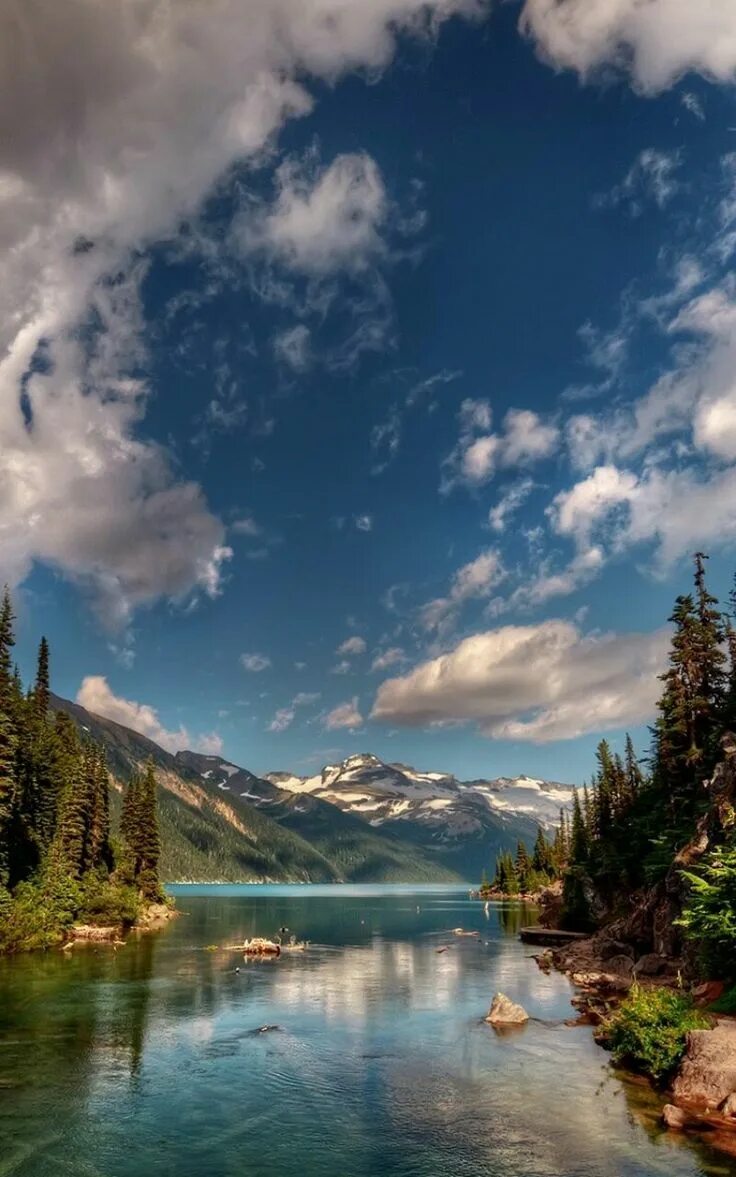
0, 884, 733, 1176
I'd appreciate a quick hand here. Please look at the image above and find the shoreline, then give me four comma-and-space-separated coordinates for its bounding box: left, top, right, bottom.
534, 928, 736, 1155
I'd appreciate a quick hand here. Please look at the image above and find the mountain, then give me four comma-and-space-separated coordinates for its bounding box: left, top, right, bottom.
264, 753, 574, 879
175, 751, 461, 882
51, 696, 573, 883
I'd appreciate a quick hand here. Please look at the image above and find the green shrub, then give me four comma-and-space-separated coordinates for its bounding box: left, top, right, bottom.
606, 984, 709, 1083
78, 876, 140, 926
678, 837, 736, 982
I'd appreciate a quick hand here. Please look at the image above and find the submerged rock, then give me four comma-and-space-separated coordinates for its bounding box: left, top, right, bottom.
485, 992, 529, 1025
662, 1104, 691, 1131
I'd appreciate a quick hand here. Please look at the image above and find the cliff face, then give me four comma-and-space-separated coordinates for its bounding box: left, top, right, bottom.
608, 734, 736, 965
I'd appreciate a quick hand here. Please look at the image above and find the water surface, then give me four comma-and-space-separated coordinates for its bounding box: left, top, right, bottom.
0, 884, 733, 1176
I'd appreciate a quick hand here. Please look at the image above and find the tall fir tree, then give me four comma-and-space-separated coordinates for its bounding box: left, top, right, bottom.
0, 588, 17, 888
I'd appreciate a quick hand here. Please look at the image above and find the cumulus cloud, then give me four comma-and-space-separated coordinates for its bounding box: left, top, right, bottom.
324, 697, 363, 730
421, 548, 505, 632
0, 0, 486, 623
240, 652, 271, 672
442, 400, 558, 492
520, 0, 736, 93
372, 620, 670, 742
354, 514, 374, 532
336, 635, 367, 657
77, 675, 222, 754
241, 152, 388, 275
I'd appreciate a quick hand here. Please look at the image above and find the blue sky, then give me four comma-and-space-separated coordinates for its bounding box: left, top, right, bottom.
6, 1, 736, 783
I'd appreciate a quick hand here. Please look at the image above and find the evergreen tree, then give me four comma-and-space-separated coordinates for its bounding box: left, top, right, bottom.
515, 840, 532, 892
33, 638, 50, 720
532, 827, 554, 878
0, 588, 17, 888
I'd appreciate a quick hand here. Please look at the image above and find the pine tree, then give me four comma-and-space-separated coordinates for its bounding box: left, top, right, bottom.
33, 638, 50, 720
0, 588, 17, 888
569, 789, 588, 866
532, 827, 554, 878
50, 715, 90, 878
515, 839, 532, 892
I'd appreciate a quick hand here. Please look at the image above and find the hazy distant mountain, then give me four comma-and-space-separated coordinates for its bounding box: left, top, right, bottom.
51, 696, 572, 883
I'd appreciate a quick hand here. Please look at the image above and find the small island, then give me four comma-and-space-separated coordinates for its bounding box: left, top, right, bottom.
0, 589, 172, 954
477, 825, 564, 903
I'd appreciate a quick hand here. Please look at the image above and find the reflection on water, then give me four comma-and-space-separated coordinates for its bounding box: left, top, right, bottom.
0, 884, 733, 1177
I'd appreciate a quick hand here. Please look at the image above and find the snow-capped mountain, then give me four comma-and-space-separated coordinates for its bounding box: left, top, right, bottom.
265, 752, 573, 876
267, 753, 572, 832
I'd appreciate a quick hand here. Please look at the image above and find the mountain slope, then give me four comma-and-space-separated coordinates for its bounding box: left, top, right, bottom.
175, 751, 461, 882
50, 694, 341, 883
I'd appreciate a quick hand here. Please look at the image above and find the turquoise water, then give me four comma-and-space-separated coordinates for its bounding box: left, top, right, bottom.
0, 884, 733, 1176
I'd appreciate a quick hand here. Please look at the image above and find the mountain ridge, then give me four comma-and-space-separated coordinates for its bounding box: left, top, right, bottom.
51, 695, 572, 883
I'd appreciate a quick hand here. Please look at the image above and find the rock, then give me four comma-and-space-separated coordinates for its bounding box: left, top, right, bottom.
605, 954, 635, 978
720, 1092, 736, 1118
485, 992, 529, 1025
598, 939, 631, 961
571, 970, 630, 993
692, 980, 725, 1005
663, 1104, 690, 1130
634, 953, 669, 977
70, 924, 122, 942
672, 1021, 736, 1110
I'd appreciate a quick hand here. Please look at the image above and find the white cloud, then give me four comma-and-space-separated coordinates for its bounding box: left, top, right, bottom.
370, 646, 406, 672
595, 149, 681, 215
442, 400, 558, 492
0, 0, 486, 623
231, 515, 262, 537
421, 548, 505, 632
267, 690, 320, 732
371, 368, 462, 473
77, 675, 222, 755
521, 0, 736, 93
336, 635, 367, 657
324, 697, 363, 730
331, 660, 352, 675
241, 152, 388, 275
488, 478, 534, 532
268, 707, 296, 733
273, 324, 312, 371
501, 408, 559, 466
240, 652, 271, 672
372, 620, 670, 742
354, 514, 373, 532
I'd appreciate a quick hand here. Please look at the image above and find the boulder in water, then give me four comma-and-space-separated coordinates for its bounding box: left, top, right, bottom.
485, 992, 529, 1025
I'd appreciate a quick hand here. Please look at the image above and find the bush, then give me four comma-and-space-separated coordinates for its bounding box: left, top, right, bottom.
78, 875, 140, 926
709, 983, 736, 1015
606, 984, 708, 1083
678, 836, 736, 982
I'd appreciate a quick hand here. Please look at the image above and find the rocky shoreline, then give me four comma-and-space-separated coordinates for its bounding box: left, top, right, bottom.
66, 902, 177, 948
535, 929, 736, 1155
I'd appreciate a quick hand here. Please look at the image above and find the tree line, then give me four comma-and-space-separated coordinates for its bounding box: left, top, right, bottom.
0, 588, 163, 951
484, 826, 562, 896
558, 553, 736, 979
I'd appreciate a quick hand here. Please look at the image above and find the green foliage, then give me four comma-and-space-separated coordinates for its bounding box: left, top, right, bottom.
0, 590, 165, 953
606, 984, 709, 1083
678, 835, 736, 981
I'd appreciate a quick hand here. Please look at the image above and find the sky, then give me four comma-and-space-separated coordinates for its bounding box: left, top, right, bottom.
4, 0, 736, 785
